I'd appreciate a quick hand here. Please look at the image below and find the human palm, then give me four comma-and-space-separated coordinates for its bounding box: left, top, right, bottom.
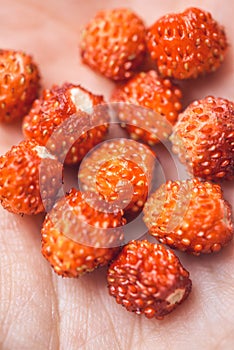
0, 1, 234, 349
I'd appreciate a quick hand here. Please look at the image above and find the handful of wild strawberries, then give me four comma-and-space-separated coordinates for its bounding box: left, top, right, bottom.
0, 7, 233, 320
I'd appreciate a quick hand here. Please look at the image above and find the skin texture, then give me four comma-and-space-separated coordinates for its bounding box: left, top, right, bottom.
0, 1, 233, 349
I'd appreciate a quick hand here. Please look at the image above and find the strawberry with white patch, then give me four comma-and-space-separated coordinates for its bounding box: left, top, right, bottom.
107, 240, 192, 319
0, 139, 63, 215
23, 83, 109, 164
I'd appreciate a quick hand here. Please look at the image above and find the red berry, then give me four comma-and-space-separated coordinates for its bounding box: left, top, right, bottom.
107, 240, 192, 319
0, 139, 62, 215
78, 139, 155, 216
147, 7, 228, 79
96, 157, 149, 214
0, 49, 40, 122
143, 179, 234, 255
80, 8, 146, 80
41, 189, 125, 278
170, 96, 234, 181
22, 83, 109, 165
111, 70, 182, 145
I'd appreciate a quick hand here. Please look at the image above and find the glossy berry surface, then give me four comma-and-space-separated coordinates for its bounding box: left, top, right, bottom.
171, 96, 234, 181
95, 157, 149, 214
23, 83, 109, 164
111, 70, 182, 144
80, 8, 146, 80
143, 179, 234, 255
0, 49, 40, 122
41, 189, 126, 278
0, 139, 62, 215
107, 240, 192, 319
147, 7, 228, 79
78, 139, 155, 216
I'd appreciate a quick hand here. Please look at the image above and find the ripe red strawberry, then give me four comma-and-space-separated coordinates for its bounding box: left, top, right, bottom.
0, 139, 62, 215
0, 49, 40, 122
41, 189, 125, 277
22, 83, 109, 165
143, 178, 234, 255
111, 70, 182, 145
170, 96, 234, 181
78, 139, 155, 216
80, 8, 146, 80
96, 157, 149, 214
147, 7, 228, 79
107, 240, 192, 319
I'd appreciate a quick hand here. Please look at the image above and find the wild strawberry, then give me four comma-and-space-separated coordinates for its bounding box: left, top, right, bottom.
78, 139, 155, 216
41, 189, 125, 278
147, 7, 228, 79
143, 178, 233, 255
0, 139, 63, 215
80, 8, 146, 80
0, 49, 40, 122
170, 96, 234, 181
111, 70, 182, 145
96, 157, 149, 215
107, 240, 192, 319
22, 83, 109, 165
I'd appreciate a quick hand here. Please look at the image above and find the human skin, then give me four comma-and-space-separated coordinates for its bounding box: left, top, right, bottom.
0, 0, 234, 349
